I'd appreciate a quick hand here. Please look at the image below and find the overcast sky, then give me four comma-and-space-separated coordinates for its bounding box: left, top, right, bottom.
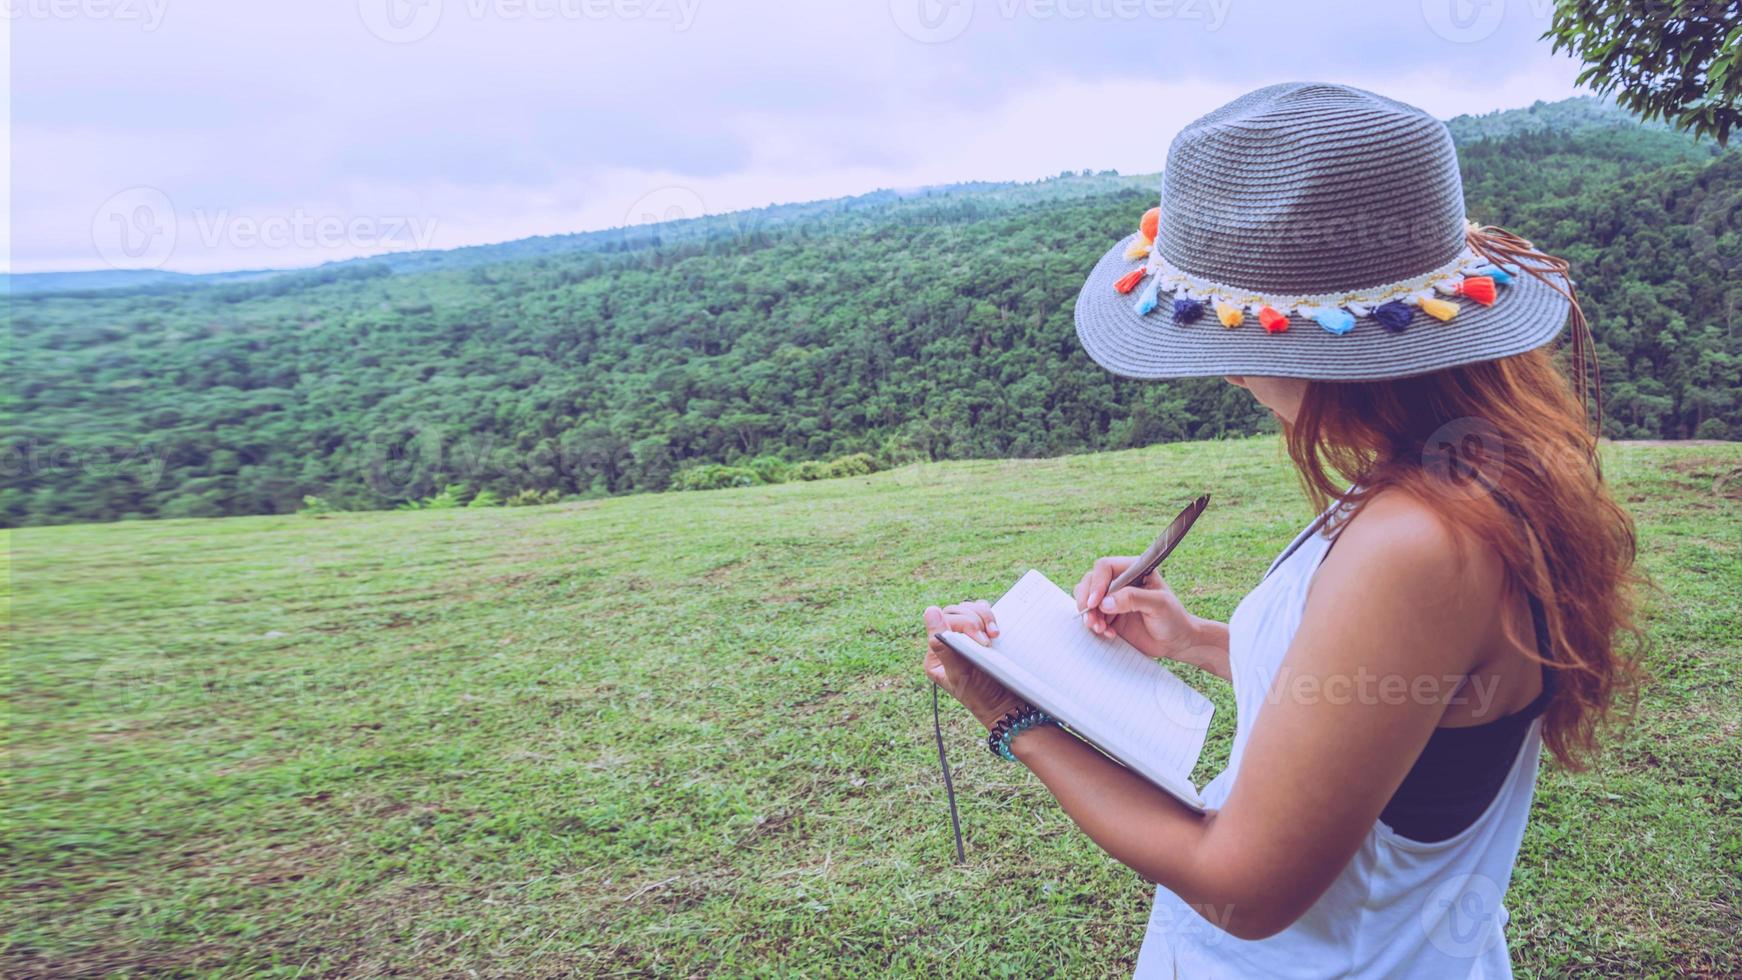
7, 0, 1585, 274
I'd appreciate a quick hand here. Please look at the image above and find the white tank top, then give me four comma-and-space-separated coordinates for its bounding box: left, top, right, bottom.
1135, 501, 1544, 979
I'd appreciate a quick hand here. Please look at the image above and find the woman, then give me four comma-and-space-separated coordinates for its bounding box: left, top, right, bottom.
922, 84, 1640, 978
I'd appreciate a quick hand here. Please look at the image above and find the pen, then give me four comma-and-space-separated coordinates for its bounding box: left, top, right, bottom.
1075, 494, 1210, 619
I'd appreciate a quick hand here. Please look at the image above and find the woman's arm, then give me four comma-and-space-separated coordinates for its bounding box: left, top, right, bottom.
1073, 558, 1233, 680
928, 494, 1506, 939
1164, 617, 1231, 680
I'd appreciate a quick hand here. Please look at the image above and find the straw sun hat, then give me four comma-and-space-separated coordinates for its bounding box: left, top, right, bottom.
1075, 82, 1584, 382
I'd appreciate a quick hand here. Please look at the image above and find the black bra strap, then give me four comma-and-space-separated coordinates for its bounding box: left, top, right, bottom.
1524, 590, 1556, 706
1497, 490, 1558, 703
1527, 592, 1551, 660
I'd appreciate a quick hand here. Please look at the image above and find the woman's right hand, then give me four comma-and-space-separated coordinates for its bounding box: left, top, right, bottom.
1074, 556, 1200, 663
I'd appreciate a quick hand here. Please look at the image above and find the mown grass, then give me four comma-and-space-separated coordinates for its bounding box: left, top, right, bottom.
5, 437, 1739, 977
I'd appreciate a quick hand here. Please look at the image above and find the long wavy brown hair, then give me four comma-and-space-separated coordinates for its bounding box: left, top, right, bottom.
1287, 346, 1644, 769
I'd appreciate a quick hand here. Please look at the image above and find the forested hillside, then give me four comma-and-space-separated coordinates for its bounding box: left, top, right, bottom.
8, 100, 1740, 526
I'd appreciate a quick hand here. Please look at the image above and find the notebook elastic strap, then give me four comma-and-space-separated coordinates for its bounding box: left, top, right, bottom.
933, 684, 967, 864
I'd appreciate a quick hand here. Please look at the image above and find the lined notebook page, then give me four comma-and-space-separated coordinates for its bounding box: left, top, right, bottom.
986, 569, 1213, 782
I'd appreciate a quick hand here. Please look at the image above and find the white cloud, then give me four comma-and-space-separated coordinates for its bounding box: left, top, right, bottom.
8, 0, 1592, 273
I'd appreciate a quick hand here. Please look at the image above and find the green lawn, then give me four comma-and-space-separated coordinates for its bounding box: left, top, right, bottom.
6, 437, 1739, 977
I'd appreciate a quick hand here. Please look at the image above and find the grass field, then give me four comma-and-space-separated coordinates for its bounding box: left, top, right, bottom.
6, 437, 1740, 977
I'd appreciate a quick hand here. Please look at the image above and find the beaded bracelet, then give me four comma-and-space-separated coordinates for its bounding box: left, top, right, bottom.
986, 704, 1054, 762
985, 704, 1029, 758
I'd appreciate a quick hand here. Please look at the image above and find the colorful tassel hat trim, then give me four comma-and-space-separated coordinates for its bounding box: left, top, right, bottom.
1311, 307, 1356, 336
1120, 209, 1156, 262
1110, 211, 1519, 335
1113, 267, 1147, 294
1373, 301, 1414, 333
1456, 275, 1497, 306
1132, 277, 1161, 316
1418, 297, 1460, 322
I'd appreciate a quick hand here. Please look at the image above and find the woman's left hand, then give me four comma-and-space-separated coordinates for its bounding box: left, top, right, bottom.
924, 601, 1025, 729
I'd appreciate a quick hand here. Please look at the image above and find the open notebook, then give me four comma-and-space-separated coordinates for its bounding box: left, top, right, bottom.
937, 569, 1215, 811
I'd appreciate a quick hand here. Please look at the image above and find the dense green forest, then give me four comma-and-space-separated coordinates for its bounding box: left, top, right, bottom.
7, 99, 1740, 526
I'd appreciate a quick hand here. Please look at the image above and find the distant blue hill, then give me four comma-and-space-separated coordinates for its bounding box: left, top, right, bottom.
8, 96, 1694, 299
5, 173, 1153, 298
4, 268, 281, 295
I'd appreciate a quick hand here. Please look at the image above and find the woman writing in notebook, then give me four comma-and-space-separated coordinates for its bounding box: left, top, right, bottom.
922, 84, 1641, 978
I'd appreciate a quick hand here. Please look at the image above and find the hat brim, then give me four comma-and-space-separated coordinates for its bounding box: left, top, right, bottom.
1074, 234, 1571, 381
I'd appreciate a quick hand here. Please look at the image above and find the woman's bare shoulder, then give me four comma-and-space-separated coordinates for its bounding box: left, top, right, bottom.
1328, 487, 1507, 600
